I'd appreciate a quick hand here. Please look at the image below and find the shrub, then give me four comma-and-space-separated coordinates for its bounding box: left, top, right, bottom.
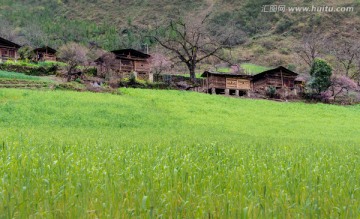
275, 18, 293, 33
18, 46, 35, 61
266, 86, 277, 98
287, 64, 296, 71
84, 67, 97, 77
308, 59, 332, 95
128, 72, 137, 84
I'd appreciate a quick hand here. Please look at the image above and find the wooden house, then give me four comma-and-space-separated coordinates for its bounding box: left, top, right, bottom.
0, 37, 20, 61
96, 49, 152, 81
201, 71, 252, 96
201, 66, 299, 97
34, 46, 57, 62
252, 66, 298, 91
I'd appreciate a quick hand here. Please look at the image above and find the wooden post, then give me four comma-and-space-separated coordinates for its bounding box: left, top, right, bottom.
207, 73, 209, 94
211, 87, 216, 95
235, 90, 240, 96
280, 69, 284, 88
225, 89, 230, 95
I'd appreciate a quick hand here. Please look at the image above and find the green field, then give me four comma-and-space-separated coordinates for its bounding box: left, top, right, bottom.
0, 88, 359, 218
241, 63, 272, 75
0, 70, 44, 81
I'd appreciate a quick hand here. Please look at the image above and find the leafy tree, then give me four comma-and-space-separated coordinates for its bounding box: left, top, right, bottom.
309, 58, 332, 94
18, 46, 35, 61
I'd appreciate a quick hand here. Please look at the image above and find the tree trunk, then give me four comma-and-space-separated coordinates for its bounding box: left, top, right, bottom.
187, 62, 196, 83
189, 68, 196, 83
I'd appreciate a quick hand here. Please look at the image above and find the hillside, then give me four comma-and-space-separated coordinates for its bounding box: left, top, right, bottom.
1, 88, 359, 217
0, 0, 360, 73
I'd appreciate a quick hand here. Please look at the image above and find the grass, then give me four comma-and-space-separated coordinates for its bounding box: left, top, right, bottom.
179, 73, 203, 78
241, 63, 272, 75
4, 60, 67, 68
217, 67, 232, 73
0, 70, 45, 81
0, 88, 359, 218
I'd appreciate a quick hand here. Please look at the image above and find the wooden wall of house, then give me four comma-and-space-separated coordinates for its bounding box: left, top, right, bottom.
134, 60, 150, 73
207, 75, 251, 90
110, 59, 151, 74
96, 57, 152, 81
253, 72, 297, 90
36, 53, 56, 62
226, 78, 251, 90
208, 75, 226, 88
0, 47, 17, 59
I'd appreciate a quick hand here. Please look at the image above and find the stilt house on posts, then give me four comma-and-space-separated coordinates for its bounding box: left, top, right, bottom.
95, 49, 153, 82
202, 66, 301, 97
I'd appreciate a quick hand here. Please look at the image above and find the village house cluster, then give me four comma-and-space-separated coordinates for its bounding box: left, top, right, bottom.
0, 37, 57, 62
0, 36, 302, 97
202, 66, 303, 97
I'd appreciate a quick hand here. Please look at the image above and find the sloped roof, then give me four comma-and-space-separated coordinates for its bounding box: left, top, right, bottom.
0, 37, 21, 48
34, 46, 57, 54
111, 49, 151, 59
201, 66, 298, 79
201, 71, 253, 79
252, 66, 298, 79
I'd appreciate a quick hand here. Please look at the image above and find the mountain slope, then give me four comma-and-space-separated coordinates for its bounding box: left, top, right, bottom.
0, 0, 359, 73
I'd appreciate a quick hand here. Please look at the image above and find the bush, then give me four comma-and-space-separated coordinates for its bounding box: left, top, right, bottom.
287, 64, 296, 71
128, 72, 137, 84
266, 86, 277, 98
0, 61, 59, 76
84, 67, 97, 77
18, 46, 35, 61
308, 59, 332, 95
275, 18, 293, 33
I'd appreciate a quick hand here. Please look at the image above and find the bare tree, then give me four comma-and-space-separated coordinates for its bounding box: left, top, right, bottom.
150, 53, 173, 78
57, 42, 89, 81
332, 39, 360, 77
100, 52, 117, 79
152, 11, 229, 82
294, 32, 324, 69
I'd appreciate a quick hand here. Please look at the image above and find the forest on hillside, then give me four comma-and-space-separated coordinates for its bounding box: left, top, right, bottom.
1, 0, 360, 74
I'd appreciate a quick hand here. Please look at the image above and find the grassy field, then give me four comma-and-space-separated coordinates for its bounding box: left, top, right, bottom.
0, 70, 45, 81
241, 63, 272, 75
0, 88, 359, 218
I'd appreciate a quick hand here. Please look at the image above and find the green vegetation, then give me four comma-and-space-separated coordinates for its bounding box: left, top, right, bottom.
0, 88, 359, 218
309, 58, 333, 94
182, 73, 203, 78
217, 67, 232, 73
0, 70, 45, 81
4, 60, 66, 68
241, 63, 271, 75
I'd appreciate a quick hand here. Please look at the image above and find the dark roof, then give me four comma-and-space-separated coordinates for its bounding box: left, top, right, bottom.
0, 37, 21, 48
34, 46, 57, 54
201, 66, 298, 80
201, 71, 253, 78
253, 66, 298, 79
111, 49, 151, 59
